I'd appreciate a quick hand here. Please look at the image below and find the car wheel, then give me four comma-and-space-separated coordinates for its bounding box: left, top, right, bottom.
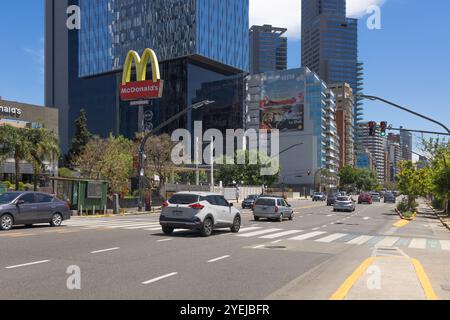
254, 216, 260, 221
0, 214, 13, 231
230, 215, 241, 233
50, 213, 63, 227
200, 217, 214, 237
162, 226, 174, 235
289, 213, 293, 221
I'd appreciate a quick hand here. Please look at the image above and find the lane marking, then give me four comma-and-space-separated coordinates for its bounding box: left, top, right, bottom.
208, 255, 230, 263
330, 257, 376, 300
271, 240, 282, 244
5, 260, 50, 269
145, 227, 163, 231
259, 230, 303, 239
289, 231, 326, 241
237, 228, 282, 238
409, 238, 427, 249
376, 237, 400, 247
316, 233, 348, 243
393, 220, 411, 228
252, 244, 265, 249
90, 247, 120, 254
238, 227, 262, 233
125, 224, 161, 230
142, 272, 178, 285
157, 239, 173, 243
363, 217, 370, 220
346, 235, 373, 245
411, 259, 438, 300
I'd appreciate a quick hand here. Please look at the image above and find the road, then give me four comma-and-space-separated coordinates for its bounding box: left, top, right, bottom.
1, 200, 450, 300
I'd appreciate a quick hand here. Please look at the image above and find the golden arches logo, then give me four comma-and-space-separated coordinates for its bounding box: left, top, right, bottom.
120, 48, 163, 101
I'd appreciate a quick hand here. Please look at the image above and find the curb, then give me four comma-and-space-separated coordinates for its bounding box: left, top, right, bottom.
395, 208, 416, 221
425, 202, 450, 232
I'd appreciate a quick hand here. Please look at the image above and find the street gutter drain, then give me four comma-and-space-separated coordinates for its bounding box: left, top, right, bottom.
265, 246, 287, 249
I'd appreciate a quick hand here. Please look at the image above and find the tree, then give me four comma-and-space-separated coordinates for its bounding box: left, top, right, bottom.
0, 126, 33, 190
72, 136, 108, 179
339, 166, 378, 192
339, 166, 357, 190
397, 161, 431, 211
27, 127, 60, 191
67, 109, 92, 166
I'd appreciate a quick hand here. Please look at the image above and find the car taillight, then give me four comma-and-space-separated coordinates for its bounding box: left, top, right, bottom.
189, 203, 205, 210
162, 201, 169, 208
275, 206, 279, 213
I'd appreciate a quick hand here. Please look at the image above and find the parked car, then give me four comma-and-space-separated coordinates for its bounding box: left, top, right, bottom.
312, 192, 326, 202
384, 192, 397, 203
327, 194, 339, 206
370, 192, 381, 202
253, 197, 293, 222
0, 192, 71, 231
358, 193, 373, 204
159, 192, 241, 237
242, 195, 259, 209
334, 196, 356, 212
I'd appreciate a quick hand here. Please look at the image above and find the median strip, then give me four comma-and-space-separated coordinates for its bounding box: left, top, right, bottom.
5, 260, 50, 269
393, 219, 411, 228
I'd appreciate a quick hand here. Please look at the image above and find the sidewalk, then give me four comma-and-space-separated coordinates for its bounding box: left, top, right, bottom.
421, 199, 450, 232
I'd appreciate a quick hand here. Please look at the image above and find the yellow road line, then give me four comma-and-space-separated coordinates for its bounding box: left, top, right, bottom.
393, 219, 411, 228
411, 259, 438, 300
330, 257, 376, 300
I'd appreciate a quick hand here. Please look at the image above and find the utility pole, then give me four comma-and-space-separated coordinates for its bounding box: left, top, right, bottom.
210, 140, 214, 191
195, 137, 200, 185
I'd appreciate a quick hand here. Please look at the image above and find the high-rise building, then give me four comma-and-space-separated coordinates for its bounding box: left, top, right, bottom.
329, 83, 355, 169
246, 67, 339, 192
358, 122, 386, 182
400, 127, 413, 161
301, 0, 364, 148
249, 25, 287, 74
46, 0, 249, 153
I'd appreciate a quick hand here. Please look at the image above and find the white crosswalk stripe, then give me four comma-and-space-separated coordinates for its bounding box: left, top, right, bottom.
289, 231, 326, 241
316, 233, 347, 243
346, 235, 373, 245
237, 228, 282, 238
259, 230, 303, 239
440, 240, 450, 251
409, 238, 427, 249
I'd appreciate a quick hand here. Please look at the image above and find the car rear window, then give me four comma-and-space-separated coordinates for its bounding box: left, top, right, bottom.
168, 194, 199, 205
337, 197, 349, 201
256, 198, 275, 206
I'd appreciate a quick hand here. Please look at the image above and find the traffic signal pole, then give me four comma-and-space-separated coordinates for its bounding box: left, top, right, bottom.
357, 94, 450, 135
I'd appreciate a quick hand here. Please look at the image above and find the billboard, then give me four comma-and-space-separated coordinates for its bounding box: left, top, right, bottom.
260, 71, 305, 132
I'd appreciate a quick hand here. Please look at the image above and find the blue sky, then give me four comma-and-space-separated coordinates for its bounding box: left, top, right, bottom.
0, 0, 449, 154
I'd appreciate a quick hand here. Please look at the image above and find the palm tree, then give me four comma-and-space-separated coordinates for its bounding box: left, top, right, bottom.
27, 127, 60, 191
0, 125, 32, 191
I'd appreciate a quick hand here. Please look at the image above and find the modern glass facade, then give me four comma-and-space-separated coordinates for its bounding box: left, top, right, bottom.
79, 0, 249, 77
249, 25, 288, 74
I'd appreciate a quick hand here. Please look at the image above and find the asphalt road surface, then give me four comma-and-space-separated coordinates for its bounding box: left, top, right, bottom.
1, 200, 450, 300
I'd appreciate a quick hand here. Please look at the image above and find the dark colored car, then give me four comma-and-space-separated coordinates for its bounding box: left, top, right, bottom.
358, 193, 373, 204
0, 192, 71, 231
327, 194, 339, 206
242, 195, 259, 209
313, 192, 326, 202
384, 193, 396, 203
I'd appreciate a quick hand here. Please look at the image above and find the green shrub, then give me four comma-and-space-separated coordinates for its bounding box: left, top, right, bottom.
397, 198, 409, 213
18, 182, 26, 191
2, 180, 12, 189
58, 168, 74, 178
432, 197, 444, 210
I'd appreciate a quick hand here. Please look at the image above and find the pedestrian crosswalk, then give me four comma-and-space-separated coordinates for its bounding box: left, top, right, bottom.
64, 219, 450, 252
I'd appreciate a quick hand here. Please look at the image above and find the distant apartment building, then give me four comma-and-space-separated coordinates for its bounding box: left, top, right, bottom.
246, 67, 339, 192
358, 122, 386, 182
329, 83, 355, 169
249, 25, 288, 74
387, 133, 401, 182
355, 147, 375, 171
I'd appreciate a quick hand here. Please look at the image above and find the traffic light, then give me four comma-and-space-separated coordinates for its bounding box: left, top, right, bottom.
368, 121, 376, 136
380, 121, 388, 137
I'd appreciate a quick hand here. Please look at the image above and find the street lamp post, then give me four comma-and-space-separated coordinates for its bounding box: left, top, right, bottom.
137, 100, 215, 212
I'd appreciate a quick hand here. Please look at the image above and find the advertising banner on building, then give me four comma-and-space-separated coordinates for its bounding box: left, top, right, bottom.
260, 71, 305, 131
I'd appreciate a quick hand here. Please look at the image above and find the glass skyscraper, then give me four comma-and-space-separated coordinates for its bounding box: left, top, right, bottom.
79, 0, 249, 77
46, 0, 249, 153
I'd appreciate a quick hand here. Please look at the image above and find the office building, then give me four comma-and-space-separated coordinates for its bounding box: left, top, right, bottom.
0, 99, 59, 183
387, 133, 401, 182
246, 68, 339, 192
329, 83, 355, 169
400, 127, 413, 161
249, 25, 287, 74
358, 122, 386, 182
45, 0, 249, 154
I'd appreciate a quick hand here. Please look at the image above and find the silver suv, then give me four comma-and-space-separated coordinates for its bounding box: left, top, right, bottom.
253, 197, 293, 222
159, 192, 241, 237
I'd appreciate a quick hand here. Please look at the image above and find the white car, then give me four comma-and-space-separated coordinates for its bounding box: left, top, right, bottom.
159, 192, 241, 237
333, 196, 356, 212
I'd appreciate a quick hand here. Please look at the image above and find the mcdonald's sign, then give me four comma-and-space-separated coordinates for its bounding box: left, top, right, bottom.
119, 48, 164, 101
